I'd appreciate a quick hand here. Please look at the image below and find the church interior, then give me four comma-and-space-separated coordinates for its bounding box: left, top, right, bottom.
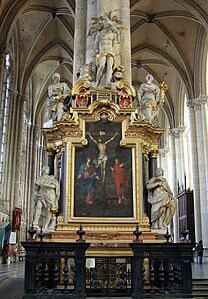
0, 0, 208, 298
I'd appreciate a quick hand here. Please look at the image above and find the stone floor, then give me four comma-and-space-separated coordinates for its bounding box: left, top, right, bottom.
0, 258, 208, 299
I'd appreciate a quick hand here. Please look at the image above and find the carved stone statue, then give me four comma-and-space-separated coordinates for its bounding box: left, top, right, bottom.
146, 167, 176, 229
33, 166, 60, 229
94, 22, 117, 88
86, 12, 126, 89
48, 73, 71, 122
137, 74, 160, 124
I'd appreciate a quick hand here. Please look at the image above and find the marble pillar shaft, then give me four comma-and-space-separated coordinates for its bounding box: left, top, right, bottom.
120, 0, 131, 83
188, 101, 202, 242
73, 0, 87, 84
169, 133, 179, 242
195, 97, 208, 246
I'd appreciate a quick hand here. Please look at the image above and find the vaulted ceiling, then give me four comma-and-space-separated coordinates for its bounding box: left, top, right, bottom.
0, 0, 208, 127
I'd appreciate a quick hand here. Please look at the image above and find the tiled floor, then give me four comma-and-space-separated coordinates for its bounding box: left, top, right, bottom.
0, 259, 208, 299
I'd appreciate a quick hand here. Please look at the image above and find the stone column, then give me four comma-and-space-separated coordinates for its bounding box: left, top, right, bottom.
169, 131, 179, 242
120, 0, 131, 83
190, 97, 208, 246
73, 0, 87, 84
170, 127, 185, 189
158, 148, 170, 177
86, 0, 97, 65
187, 99, 202, 242
198, 96, 208, 198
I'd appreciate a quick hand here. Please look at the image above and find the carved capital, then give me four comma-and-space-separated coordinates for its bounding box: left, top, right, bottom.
197, 95, 208, 106
158, 147, 170, 157
150, 145, 158, 158
169, 127, 185, 139
187, 98, 201, 111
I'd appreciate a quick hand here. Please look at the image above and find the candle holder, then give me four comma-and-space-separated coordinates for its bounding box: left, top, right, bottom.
133, 224, 142, 243
27, 222, 37, 240
164, 227, 171, 243
76, 224, 86, 242
38, 226, 45, 241
181, 228, 190, 241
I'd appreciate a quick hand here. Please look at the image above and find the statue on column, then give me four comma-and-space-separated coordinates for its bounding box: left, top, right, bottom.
146, 167, 176, 229
86, 12, 125, 89
33, 166, 60, 229
137, 74, 161, 124
47, 73, 71, 123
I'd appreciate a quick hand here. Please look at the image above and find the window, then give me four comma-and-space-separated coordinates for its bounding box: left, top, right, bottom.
0, 54, 10, 197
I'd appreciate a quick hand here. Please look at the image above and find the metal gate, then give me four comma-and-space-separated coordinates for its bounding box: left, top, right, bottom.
85, 257, 132, 297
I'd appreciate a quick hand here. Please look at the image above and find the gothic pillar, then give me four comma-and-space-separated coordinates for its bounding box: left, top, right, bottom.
170, 127, 185, 189
73, 0, 87, 84
158, 148, 170, 177
86, 1, 97, 65
189, 97, 208, 246
169, 131, 179, 242
187, 99, 202, 242
12, 94, 27, 209
120, 0, 131, 83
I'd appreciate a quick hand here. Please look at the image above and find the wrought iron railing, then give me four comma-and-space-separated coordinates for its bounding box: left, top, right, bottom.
22, 241, 90, 299
22, 241, 193, 298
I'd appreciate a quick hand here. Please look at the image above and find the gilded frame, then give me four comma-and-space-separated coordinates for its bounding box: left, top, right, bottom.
66, 119, 143, 224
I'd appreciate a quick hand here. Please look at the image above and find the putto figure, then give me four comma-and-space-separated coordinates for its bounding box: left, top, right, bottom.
33, 166, 60, 229
137, 74, 160, 124
146, 167, 176, 229
48, 72, 71, 122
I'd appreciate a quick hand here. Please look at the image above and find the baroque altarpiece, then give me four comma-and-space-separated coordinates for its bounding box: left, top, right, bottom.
41, 9, 167, 243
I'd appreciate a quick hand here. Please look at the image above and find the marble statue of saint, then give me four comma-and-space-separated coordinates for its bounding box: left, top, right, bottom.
137, 74, 160, 124
48, 73, 71, 122
33, 166, 60, 229
146, 167, 176, 229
